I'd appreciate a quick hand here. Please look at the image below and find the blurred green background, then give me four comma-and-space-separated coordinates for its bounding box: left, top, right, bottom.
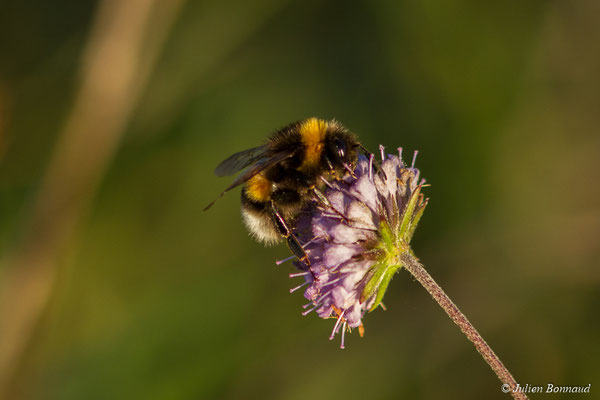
1, 0, 599, 399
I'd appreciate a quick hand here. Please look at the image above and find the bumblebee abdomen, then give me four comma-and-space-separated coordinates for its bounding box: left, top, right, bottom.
241, 187, 280, 244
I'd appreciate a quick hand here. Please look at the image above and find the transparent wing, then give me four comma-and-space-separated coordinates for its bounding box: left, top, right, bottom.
214, 146, 267, 177
203, 150, 294, 211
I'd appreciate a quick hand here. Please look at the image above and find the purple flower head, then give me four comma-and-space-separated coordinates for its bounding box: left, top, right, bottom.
288, 146, 428, 348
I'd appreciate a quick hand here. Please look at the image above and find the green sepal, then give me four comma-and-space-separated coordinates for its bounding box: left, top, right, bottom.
398, 185, 421, 239
360, 261, 387, 304
360, 260, 401, 311
368, 264, 400, 312
407, 197, 428, 242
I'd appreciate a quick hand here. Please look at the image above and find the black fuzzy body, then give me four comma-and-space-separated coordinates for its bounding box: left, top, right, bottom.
235, 118, 360, 244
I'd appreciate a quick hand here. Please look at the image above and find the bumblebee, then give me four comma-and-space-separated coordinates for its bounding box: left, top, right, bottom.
204, 118, 365, 265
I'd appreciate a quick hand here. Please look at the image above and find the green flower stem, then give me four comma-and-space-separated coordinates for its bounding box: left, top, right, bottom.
399, 251, 527, 400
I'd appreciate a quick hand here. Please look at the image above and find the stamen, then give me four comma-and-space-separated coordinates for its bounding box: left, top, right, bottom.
314, 192, 350, 226
276, 255, 296, 265
335, 318, 343, 334
397, 147, 404, 166
411, 150, 419, 168
343, 163, 356, 177
302, 301, 314, 309
289, 281, 309, 293
379, 144, 385, 161
329, 310, 345, 340
368, 153, 374, 182
327, 261, 345, 273
302, 235, 321, 248
321, 276, 342, 287
302, 304, 319, 316
289, 271, 311, 278
321, 213, 344, 220
340, 322, 347, 349
319, 175, 335, 188
314, 288, 334, 304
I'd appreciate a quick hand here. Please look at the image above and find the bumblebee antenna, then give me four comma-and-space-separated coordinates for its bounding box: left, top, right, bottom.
202, 196, 221, 211
358, 144, 371, 157
358, 143, 381, 173
203, 188, 230, 211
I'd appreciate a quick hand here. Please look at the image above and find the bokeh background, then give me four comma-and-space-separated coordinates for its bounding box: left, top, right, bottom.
1, 0, 599, 399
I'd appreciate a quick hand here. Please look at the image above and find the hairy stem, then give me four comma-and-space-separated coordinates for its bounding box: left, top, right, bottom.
400, 252, 527, 400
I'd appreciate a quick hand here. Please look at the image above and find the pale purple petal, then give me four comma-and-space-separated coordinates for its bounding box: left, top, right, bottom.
323, 244, 363, 266
329, 223, 368, 243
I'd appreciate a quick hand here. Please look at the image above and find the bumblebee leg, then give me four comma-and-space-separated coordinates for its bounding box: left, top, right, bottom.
324, 155, 357, 179
323, 156, 342, 180
269, 201, 311, 267
312, 187, 350, 224
312, 186, 331, 207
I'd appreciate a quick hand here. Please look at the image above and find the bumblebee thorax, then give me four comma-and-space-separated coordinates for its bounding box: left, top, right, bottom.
299, 118, 328, 171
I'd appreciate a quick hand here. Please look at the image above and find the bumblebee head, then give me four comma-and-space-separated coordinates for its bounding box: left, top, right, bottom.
325, 125, 360, 173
